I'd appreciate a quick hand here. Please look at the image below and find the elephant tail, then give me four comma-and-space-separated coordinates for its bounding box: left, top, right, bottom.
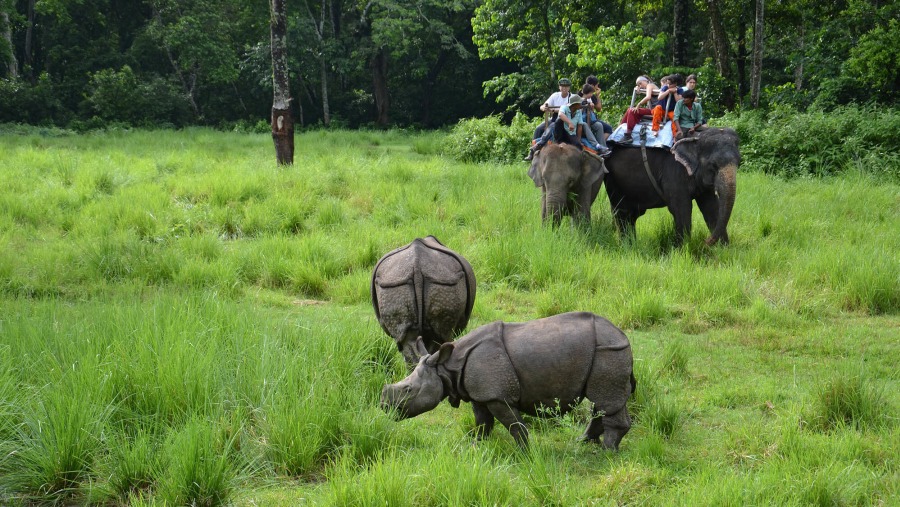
630, 371, 637, 395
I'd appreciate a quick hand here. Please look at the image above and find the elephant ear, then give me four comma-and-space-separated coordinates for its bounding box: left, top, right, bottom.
527, 157, 544, 187
580, 152, 607, 187
672, 137, 700, 176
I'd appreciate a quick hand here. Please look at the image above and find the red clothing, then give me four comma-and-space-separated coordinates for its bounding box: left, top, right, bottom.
621, 107, 653, 133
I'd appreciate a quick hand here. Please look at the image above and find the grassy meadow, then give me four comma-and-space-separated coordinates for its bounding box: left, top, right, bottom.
0, 127, 897, 506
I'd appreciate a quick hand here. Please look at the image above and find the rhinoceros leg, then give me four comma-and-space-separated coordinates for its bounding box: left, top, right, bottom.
471, 402, 495, 440
600, 407, 632, 451
577, 406, 605, 443
486, 401, 528, 448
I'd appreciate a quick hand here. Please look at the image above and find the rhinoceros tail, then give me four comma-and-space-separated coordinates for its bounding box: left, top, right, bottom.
630, 371, 637, 395
412, 242, 426, 349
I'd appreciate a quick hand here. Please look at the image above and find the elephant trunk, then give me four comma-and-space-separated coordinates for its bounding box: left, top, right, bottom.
708, 164, 737, 245
545, 190, 567, 227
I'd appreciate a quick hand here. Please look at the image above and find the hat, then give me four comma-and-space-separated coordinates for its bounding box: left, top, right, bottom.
558, 78, 572, 86
568, 94, 583, 106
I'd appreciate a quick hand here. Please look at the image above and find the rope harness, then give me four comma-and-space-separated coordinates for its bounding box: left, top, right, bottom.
639, 130, 666, 201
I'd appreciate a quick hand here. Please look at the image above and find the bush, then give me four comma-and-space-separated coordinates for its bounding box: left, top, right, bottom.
0, 74, 70, 125
86, 66, 192, 128
719, 104, 900, 179
446, 113, 538, 164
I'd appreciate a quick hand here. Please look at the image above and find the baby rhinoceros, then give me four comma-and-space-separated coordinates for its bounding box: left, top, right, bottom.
380, 311, 636, 450
371, 236, 476, 366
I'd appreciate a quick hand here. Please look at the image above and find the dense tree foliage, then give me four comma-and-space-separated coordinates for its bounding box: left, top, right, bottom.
0, 0, 895, 128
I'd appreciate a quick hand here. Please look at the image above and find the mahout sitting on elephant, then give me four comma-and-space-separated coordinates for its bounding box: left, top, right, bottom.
603, 127, 740, 246
380, 311, 636, 450
527, 143, 607, 227
371, 236, 476, 366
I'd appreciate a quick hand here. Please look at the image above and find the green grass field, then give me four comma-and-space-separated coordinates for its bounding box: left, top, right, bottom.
0, 128, 897, 506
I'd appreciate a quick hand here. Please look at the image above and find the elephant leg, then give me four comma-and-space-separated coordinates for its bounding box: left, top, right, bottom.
612, 206, 639, 239
472, 402, 495, 440
486, 401, 529, 449
577, 193, 592, 225
667, 197, 693, 247
696, 192, 728, 244
540, 189, 548, 223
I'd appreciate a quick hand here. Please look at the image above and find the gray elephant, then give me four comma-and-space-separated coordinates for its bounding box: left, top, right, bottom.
380, 312, 635, 450
371, 236, 476, 365
527, 143, 607, 226
604, 128, 740, 246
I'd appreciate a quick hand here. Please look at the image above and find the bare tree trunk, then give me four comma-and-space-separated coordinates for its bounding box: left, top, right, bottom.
541, 8, 556, 83
24, 0, 34, 80
1, 10, 16, 78
308, 0, 330, 126
751, 0, 764, 108
706, 0, 735, 108
271, 0, 294, 165
737, 16, 747, 103
794, 23, 805, 90
372, 48, 390, 127
319, 0, 331, 127
673, 0, 688, 66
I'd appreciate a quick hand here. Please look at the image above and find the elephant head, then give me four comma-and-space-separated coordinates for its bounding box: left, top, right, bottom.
527, 143, 607, 226
671, 128, 740, 245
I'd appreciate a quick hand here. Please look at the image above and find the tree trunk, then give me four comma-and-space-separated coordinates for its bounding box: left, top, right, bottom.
421, 50, 448, 127
320, 58, 330, 126
372, 48, 390, 127
737, 17, 747, 103
750, 0, 764, 108
24, 0, 34, 80
1, 10, 16, 78
541, 8, 556, 84
673, 0, 688, 66
794, 22, 804, 90
706, 0, 735, 108
271, 0, 294, 165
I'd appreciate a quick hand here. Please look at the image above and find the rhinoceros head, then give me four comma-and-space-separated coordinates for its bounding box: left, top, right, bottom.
380, 337, 454, 419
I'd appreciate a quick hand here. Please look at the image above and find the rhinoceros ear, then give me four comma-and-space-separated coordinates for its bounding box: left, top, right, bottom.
426, 342, 455, 366
414, 336, 429, 358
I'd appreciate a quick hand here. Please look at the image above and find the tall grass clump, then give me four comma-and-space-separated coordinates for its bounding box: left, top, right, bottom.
641, 393, 683, 439
0, 386, 108, 502
104, 428, 159, 502
807, 372, 887, 431
324, 452, 415, 507
262, 385, 345, 477
659, 338, 689, 377
156, 418, 235, 507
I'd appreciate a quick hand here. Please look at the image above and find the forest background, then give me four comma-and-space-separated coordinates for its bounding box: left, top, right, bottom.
1, 0, 898, 130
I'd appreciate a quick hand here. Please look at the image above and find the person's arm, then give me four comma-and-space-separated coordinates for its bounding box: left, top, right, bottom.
673, 101, 684, 135
540, 93, 556, 112
689, 103, 704, 132
636, 85, 656, 107
560, 111, 575, 129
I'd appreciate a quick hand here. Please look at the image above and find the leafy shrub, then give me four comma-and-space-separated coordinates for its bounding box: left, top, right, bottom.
719, 105, 900, 179
86, 66, 192, 128
0, 74, 70, 125
446, 113, 537, 164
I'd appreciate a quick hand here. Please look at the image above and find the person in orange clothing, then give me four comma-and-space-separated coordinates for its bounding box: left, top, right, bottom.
650, 74, 683, 136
